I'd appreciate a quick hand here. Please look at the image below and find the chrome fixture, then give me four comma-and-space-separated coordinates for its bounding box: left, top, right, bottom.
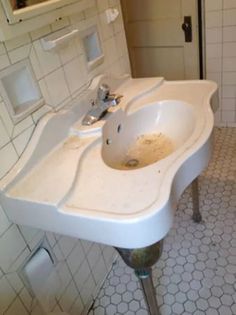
82, 83, 123, 126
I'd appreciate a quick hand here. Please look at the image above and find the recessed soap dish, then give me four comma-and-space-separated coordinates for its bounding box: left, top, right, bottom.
0, 60, 44, 123
81, 25, 104, 71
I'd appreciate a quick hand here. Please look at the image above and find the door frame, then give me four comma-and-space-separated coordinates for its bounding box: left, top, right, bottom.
198, 0, 206, 79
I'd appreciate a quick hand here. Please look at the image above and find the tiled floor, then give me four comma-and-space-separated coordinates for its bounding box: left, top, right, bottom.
88, 127, 236, 315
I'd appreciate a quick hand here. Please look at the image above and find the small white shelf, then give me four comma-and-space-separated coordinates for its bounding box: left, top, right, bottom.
40, 28, 79, 51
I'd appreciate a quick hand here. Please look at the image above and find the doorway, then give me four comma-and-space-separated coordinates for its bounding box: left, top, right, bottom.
121, 0, 201, 80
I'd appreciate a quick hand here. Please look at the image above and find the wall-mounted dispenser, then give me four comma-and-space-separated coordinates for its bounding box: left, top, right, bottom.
0, 60, 44, 123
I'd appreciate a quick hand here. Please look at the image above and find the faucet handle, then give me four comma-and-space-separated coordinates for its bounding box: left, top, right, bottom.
97, 83, 110, 101
110, 94, 123, 106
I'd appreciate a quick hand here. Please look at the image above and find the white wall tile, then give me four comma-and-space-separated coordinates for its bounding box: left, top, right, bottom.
5, 34, 31, 51
69, 11, 85, 25
87, 243, 102, 269
222, 98, 236, 110
38, 78, 52, 106
92, 255, 107, 285
29, 47, 43, 80
4, 297, 29, 315
0, 225, 27, 272
206, 71, 222, 86
222, 109, 236, 122
99, 12, 114, 41
0, 276, 17, 314
18, 225, 41, 247
0, 101, 13, 136
0, 43, 6, 55
223, 9, 236, 26
206, 28, 223, 43
0, 54, 10, 70
59, 280, 78, 312
102, 246, 116, 269
59, 41, 78, 65
0, 205, 11, 236
223, 42, 236, 57
44, 68, 70, 107
0, 118, 10, 148
67, 242, 85, 275
97, 0, 109, 13
58, 235, 77, 258
64, 56, 88, 95
224, 0, 236, 9
70, 295, 84, 315
32, 105, 51, 124
12, 116, 34, 138
51, 17, 70, 32
222, 85, 236, 97
8, 44, 31, 64
81, 240, 93, 254
205, 0, 222, 11
223, 26, 236, 42
206, 43, 222, 58
0, 143, 18, 179
19, 287, 34, 312
205, 11, 222, 28
80, 275, 95, 305
6, 272, 24, 294
13, 125, 35, 156
104, 36, 119, 65
223, 57, 236, 71
74, 259, 91, 292
30, 25, 52, 41
33, 40, 61, 76
206, 58, 222, 73
223, 72, 236, 84
46, 232, 57, 247
8, 247, 30, 273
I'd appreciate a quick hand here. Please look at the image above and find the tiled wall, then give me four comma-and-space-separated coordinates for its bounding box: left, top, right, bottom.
0, 0, 129, 314
205, 0, 236, 127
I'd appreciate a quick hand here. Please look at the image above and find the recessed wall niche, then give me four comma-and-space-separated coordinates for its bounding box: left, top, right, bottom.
0, 60, 44, 123
81, 25, 104, 71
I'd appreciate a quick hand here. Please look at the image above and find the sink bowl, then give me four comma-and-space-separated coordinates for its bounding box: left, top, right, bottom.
102, 100, 195, 170
0, 75, 217, 249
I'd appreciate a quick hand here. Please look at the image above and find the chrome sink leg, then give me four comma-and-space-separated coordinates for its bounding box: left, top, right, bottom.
115, 240, 163, 315
135, 268, 161, 315
191, 177, 202, 223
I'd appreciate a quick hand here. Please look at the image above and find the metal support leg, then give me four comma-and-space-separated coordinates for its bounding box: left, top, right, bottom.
115, 241, 163, 315
135, 268, 161, 315
191, 178, 202, 223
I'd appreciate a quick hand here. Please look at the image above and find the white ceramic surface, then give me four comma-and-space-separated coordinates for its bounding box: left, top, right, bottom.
0, 75, 217, 249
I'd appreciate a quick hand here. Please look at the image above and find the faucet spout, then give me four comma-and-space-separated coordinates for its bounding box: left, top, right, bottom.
82, 84, 122, 126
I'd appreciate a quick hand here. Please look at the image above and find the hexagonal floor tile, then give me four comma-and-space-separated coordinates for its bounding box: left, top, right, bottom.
88, 128, 236, 315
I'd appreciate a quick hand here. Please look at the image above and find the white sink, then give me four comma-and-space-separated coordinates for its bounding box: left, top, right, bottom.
102, 100, 196, 170
0, 75, 217, 249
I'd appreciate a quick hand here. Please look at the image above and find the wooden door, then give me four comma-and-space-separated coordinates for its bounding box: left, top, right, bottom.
121, 0, 199, 80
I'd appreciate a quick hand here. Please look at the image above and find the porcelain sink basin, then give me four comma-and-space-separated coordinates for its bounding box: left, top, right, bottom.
102, 100, 195, 170
0, 75, 217, 249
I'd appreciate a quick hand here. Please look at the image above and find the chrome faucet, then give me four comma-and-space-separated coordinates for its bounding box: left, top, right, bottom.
82, 84, 122, 126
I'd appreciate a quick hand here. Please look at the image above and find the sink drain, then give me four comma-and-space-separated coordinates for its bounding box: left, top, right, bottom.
125, 158, 139, 168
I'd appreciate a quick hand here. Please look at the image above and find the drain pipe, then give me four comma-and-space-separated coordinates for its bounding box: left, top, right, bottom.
115, 241, 163, 315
